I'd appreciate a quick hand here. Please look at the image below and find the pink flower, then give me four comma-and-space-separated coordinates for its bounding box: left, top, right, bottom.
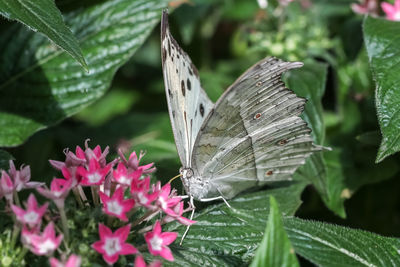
92, 224, 137, 265
11, 194, 48, 228
119, 150, 156, 174
113, 162, 142, 187
21, 226, 39, 246
156, 183, 181, 217
77, 159, 112, 186
99, 187, 135, 221
0, 170, 14, 202
381, 0, 400, 21
145, 221, 177, 261
134, 255, 161, 267
131, 177, 158, 208
351, 0, 379, 15
8, 161, 43, 191
30, 222, 63, 255
163, 202, 196, 226
37, 178, 73, 208
49, 254, 82, 267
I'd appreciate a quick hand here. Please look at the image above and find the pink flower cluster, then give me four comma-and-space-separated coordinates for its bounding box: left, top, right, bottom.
352, 0, 400, 21
0, 140, 194, 267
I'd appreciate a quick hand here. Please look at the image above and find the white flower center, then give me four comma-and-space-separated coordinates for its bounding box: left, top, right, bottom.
150, 235, 163, 251
138, 192, 148, 204
117, 175, 130, 186
104, 237, 121, 256
24, 211, 39, 224
88, 172, 102, 183
395, 11, 400, 21
107, 200, 122, 215
38, 239, 56, 254
158, 197, 167, 210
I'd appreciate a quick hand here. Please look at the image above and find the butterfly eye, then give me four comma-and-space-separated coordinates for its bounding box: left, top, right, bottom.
277, 139, 288, 145
256, 81, 263, 87
254, 113, 262, 120
265, 170, 274, 176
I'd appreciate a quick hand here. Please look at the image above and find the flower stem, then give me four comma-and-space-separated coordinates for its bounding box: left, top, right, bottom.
72, 188, 84, 208
91, 186, 100, 206
13, 191, 21, 207
10, 223, 21, 249
59, 207, 70, 242
131, 209, 159, 228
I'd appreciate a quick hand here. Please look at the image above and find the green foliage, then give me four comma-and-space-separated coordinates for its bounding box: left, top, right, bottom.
0, 0, 168, 147
250, 196, 299, 267
1, 0, 400, 266
0, 0, 87, 69
364, 16, 400, 163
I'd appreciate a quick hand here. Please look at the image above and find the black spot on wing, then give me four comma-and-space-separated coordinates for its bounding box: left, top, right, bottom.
162, 48, 167, 63
181, 80, 186, 97
186, 79, 191, 90
168, 40, 171, 57
199, 103, 204, 117
188, 68, 193, 76
176, 69, 178, 74
168, 89, 172, 97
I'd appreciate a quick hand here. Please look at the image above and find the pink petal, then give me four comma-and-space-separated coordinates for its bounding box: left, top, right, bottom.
92, 240, 105, 254
103, 253, 119, 265
160, 247, 174, 261
114, 224, 131, 242
11, 204, 25, 219
161, 232, 178, 246
134, 256, 146, 267
98, 224, 112, 240
99, 191, 109, 204
49, 257, 60, 267
153, 221, 161, 234
75, 146, 85, 159
382, 2, 395, 14
113, 187, 124, 200
123, 199, 135, 212
65, 254, 81, 267
120, 243, 138, 255
395, 0, 400, 10
27, 194, 38, 209
43, 222, 56, 237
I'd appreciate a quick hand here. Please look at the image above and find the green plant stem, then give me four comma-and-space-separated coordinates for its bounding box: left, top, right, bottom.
59, 207, 69, 242
13, 191, 21, 207
131, 209, 159, 228
72, 188, 84, 208
91, 186, 99, 206
15, 247, 28, 263
10, 223, 21, 249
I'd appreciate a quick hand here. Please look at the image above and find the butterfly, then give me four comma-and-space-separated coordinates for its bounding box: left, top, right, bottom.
161, 10, 321, 225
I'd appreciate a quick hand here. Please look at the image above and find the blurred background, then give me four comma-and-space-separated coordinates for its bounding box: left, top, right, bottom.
5, 0, 400, 238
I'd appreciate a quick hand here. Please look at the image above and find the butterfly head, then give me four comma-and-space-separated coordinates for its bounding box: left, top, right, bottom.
179, 167, 210, 200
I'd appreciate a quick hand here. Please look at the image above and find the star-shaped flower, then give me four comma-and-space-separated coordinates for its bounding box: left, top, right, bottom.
30, 222, 63, 256
382, 0, 400, 21
77, 159, 112, 186
11, 194, 48, 228
145, 221, 177, 261
92, 224, 137, 265
156, 183, 181, 217
37, 178, 73, 209
8, 161, 43, 192
0, 171, 14, 202
163, 201, 196, 226
49, 254, 82, 267
131, 176, 158, 208
113, 162, 142, 187
119, 150, 156, 174
99, 187, 135, 221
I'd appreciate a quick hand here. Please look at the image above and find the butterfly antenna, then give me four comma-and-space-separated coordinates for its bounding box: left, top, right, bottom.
168, 173, 182, 184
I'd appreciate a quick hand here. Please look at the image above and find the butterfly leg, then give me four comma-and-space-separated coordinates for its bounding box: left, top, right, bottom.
180, 196, 195, 245
199, 196, 231, 208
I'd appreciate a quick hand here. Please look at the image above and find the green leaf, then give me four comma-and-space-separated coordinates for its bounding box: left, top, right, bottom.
0, 0, 87, 69
363, 16, 400, 162
0, 0, 169, 147
0, 150, 14, 170
164, 181, 307, 266
285, 61, 346, 217
250, 196, 299, 267
285, 217, 400, 266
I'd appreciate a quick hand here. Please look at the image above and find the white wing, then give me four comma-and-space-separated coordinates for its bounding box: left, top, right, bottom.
192, 57, 322, 199
161, 11, 213, 167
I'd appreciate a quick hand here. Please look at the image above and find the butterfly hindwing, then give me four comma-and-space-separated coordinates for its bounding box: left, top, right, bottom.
161, 11, 213, 167
192, 57, 321, 199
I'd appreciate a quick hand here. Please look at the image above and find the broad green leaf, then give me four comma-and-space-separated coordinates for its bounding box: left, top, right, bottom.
285, 217, 400, 266
285, 61, 346, 217
364, 16, 400, 162
0, 0, 87, 69
0, 150, 14, 170
0, 0, 169, 147
164, 181, 307, 266
250, 196, 299, 267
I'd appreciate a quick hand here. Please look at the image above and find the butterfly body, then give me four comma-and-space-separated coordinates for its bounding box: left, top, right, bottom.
161, 11, 322, 202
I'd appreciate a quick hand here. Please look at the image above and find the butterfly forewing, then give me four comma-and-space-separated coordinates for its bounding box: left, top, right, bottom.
161, 11, 213, 167
192, 57, 322, 199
